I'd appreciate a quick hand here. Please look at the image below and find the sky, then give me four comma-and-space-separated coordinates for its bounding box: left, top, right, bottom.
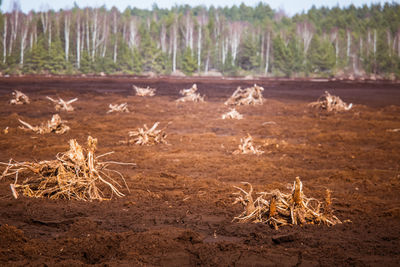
0, 0, 394, 16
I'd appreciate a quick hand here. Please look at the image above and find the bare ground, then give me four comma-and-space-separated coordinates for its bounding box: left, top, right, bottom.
0, 76, 399, 266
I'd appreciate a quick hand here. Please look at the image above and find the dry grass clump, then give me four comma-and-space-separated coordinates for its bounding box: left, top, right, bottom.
225, 84, 264, 106
233, 134, 264, 155
133, 85, 156, 96
124, 122, 168, 145
309, 91, 352, 112
10, 90, 30, 105
46, 96, 78, 112
233, 177, 342, 229
18, 114, 70, 134
0, 136, 133, 201
222, 108, 243, 120
107, 103, 130, 113
176, 84, 205, 102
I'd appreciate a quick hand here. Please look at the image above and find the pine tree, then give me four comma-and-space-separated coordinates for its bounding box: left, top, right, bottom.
308, 35, 335, 74
272, 35, 292, 76
181, 47, 197, 75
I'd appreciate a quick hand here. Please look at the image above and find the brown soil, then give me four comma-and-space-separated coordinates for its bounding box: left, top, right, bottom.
0, 76, 399, 266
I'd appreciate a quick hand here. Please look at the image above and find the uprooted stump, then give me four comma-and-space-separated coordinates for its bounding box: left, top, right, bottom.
19, 114, 70, 134
0, 136, 134, 201
176, 84, 205, 102
222, 108, 243, 120
309, 91, 352, 112
233, 177, 342, 229
225, 84, 264, 106
233, 134, 264, 155
107, 103, 130, 113
46, 96, 78, 112
123, 122, 168, 145
10, 90, 30, 105
133, 85, 156, 96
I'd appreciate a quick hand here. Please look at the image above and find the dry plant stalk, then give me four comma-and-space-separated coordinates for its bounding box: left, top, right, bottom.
233, 177, 342, 229
125, 122, 168, 145
233, 134, 264, 155
0, 136, 134, 201
225, 84, 264, 106
46, 96, 78, 111
107, 103, 130, 113
309, 91, 352, 112
19, 114, 70, 134
176, 84, 205, 102
222, 108, 243, 120
10, 90, 30, 105
133, 85, 156, 96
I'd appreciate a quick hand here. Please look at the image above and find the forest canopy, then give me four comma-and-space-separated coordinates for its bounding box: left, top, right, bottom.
0, 2, 399, 78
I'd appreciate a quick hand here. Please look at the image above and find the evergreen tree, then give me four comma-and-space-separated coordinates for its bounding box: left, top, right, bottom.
308, 35, 336, 73
23, 37, 47, 74
272, 35, 292, 76
181, 47, 197, 75
239, 34, 259, 71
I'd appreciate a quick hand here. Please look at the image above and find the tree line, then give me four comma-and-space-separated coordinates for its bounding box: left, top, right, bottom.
1, 2, 399, 78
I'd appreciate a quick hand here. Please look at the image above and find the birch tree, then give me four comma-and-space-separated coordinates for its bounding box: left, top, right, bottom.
64, 11, 71, 62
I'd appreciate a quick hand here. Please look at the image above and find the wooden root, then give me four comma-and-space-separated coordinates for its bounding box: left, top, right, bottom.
125, 122, 169, 145
107, 103, 130, 113
18, 114, 70, 134
222, 108, 243, 120
133, 85, 156, 96
176, 84, 205, 102
10, 90, 30, 105
233, 134, 264, 155
224, 84, 264, 106
233, 177, 342, 229
309, 91, 352, 112
0, 136, 134, 201
46, 96, 78, 112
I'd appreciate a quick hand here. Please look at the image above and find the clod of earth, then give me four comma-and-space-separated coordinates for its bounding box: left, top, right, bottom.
224, 84, 264, 106
0, 136, 134, 201
18, 114, 70, 134
107, 103, 130, 113
46, 96, 78, 111
133, 85, 156, 96
233, 134, 264, 155
123, 122, 169, 145
233, 177, 342, 229
9, 90, 30, 105
309, 91, 353, 112
222, 108, 243, 120
176, 84, 205, 102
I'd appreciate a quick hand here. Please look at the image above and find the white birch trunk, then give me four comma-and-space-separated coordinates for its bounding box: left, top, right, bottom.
346, 30, 351, 59
172, 21, 177, 72
2, 17, 7, 63
265, 31, 270, 75
197, 25, 202, 72
76, 16, 81, 69
64, 14, 70, 61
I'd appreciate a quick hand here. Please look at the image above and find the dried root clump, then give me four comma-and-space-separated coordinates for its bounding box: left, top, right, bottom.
176, 84, 205, 102
222, 108, 243, 120
233, 177, 342, 229
233, 134, 264, 155
19, 114, 70, 134
46, 96, 78, 112
309, 91, 352, 112
124, 122, 168, 145
107, 103, 130, 113
133, 85, 156, 96
0, 136, 134, 201
225, 84, 264, 106
10, 90, 30, 105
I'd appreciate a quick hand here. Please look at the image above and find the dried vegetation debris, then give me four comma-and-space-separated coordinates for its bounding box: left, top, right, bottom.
107, 103, 130, 113
233, 134, 264, 155
9, 90, 30, 105
176, 84, 205, 102
123, 122, 168, 145
0, 136, 134, 201
46, 96, 78, 111
309, 91, 353, 112
222, 108, 243, 120
225, 84, 264, 106
133, 85, 156, 96
233, 177, 342, 229
18, 114, 70, 134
